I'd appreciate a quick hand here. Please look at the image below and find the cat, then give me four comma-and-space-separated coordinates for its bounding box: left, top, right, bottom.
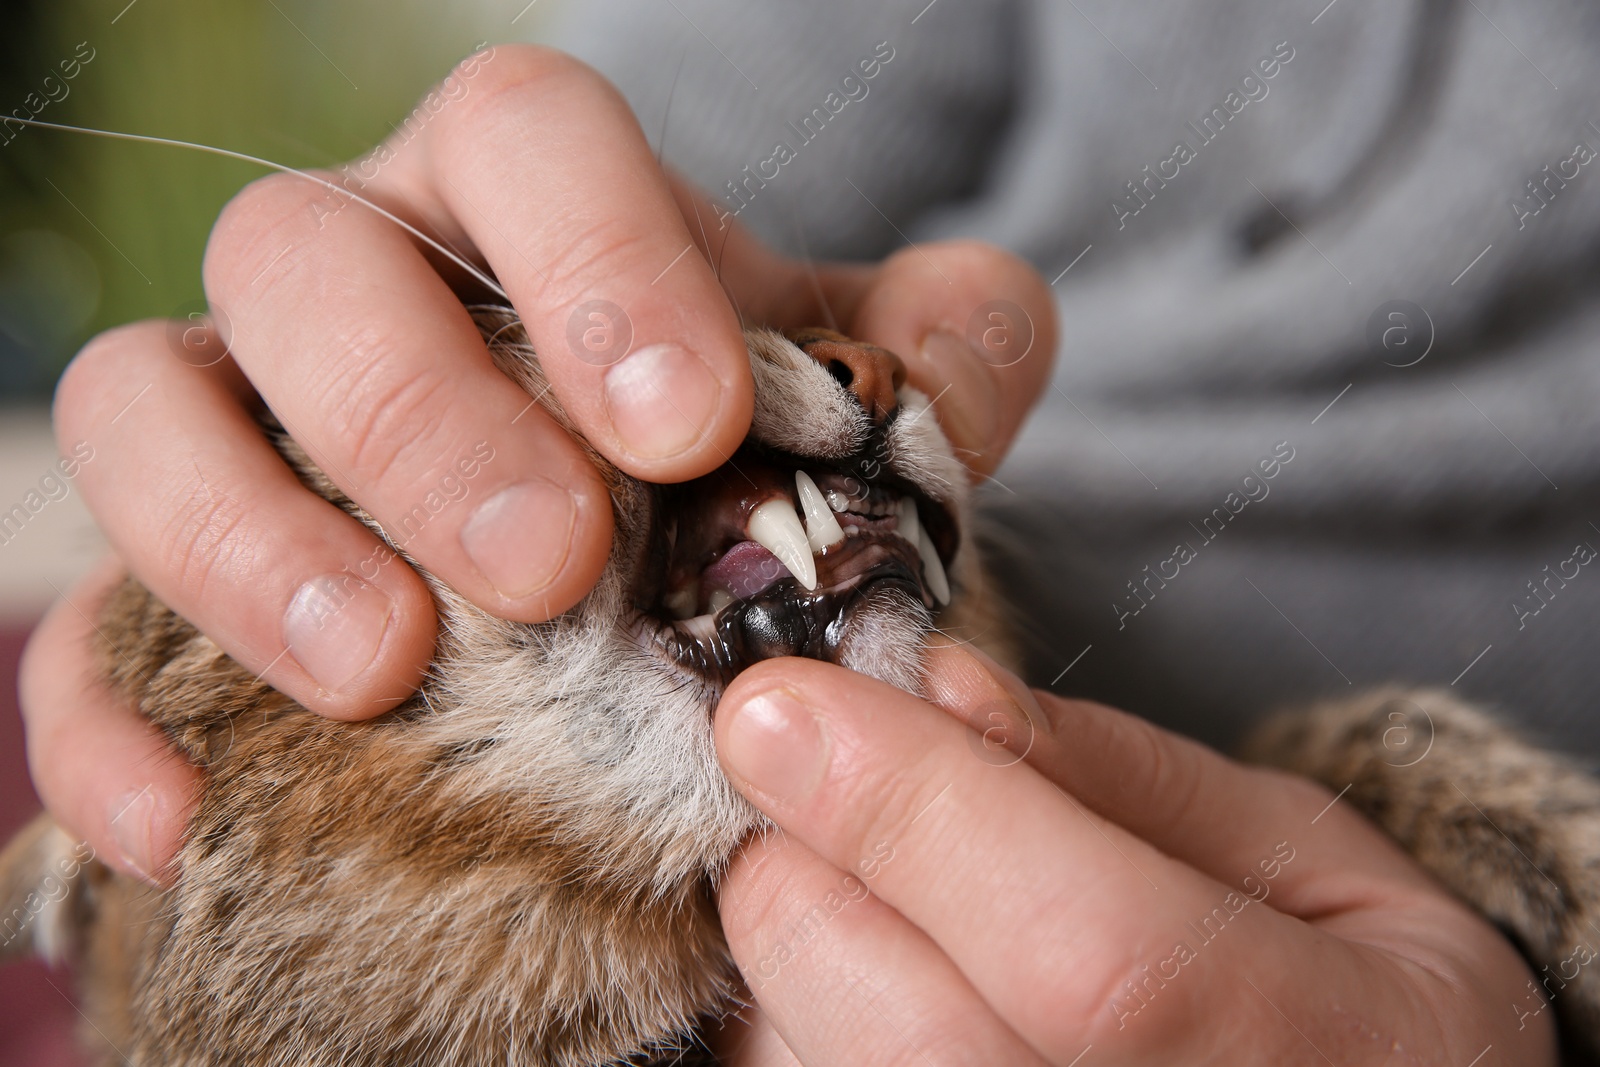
0, 311, 1007, 1065
4, 309, 1600, 1064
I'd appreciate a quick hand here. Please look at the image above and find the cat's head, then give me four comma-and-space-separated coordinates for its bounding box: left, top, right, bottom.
285, 307, 975, 894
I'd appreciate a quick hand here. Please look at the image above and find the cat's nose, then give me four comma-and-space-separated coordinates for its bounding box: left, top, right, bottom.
785, 328, 907, 424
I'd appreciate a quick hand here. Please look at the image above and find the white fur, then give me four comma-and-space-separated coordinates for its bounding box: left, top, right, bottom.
884, 384, 966, 507
746, 330, 869, 460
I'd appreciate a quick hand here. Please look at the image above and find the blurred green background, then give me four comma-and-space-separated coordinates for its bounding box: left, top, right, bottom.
0, 0, 547, 401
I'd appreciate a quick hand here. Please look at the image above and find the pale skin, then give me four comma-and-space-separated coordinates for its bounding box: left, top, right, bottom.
16, 45, 1554, 1064
708, 649, 1558, 1065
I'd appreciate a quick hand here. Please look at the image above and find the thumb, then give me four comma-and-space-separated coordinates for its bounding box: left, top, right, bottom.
658, 176, 1058, 479
920, 639, 1447, 910
831, 240, 1057, 477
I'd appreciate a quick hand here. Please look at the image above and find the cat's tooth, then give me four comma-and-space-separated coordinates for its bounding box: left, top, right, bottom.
919, 535, 952, 606
747, 499, 818, 590
824, 488, 852, 514
896, 497, 922, 547
898, 498, 950, 605
681, 613, 718, 642
663, 587, 697, 620
795, 471, 846, 551
708, 588, 735, 614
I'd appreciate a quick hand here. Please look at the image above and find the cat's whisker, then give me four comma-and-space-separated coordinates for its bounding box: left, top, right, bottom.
686, 191, 717, 285
927, 623, 995, 647
712, 207, 734, 286
4, 116, 510, 303
654, 48, 687, 169
784, 200, 839, 332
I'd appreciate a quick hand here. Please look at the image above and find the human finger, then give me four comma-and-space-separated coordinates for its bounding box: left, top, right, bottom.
833, 242, 1056, 477
203, 163, 616, 625
706, 1003, 801, 1067
919, 641, 1437, 909
714, 657, 1545, 1064
661, 175, 1056, 477
54, 321, 437, 718
716, 831, 1048, 1066
352, 45, 755, 479
18, 557, 200, 885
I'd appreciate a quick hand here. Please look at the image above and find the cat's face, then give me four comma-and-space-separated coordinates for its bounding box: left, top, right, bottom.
299, 308, 971, 894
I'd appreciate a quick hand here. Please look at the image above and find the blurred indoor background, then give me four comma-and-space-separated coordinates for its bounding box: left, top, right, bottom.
0, 2, 548, 1060
7, 0, 1597, 1061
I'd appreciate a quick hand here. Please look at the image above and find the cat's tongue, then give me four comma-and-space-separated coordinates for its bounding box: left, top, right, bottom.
702, 541, 787, 600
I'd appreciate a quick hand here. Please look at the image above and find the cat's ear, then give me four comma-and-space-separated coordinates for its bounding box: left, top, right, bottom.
0, 814, 97, 965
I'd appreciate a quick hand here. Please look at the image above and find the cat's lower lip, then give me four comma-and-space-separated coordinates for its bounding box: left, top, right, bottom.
637, 538, 926, 684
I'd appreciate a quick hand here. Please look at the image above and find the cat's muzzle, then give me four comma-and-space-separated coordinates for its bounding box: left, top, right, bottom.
635, 442, 955, 685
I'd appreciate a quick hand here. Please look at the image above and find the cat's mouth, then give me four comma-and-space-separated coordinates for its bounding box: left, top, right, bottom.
633, 444, 956, 685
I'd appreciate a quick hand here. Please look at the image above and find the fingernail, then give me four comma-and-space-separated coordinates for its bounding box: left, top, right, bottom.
603, 343, 722, 460
723, 689, 828, 802
283, 574, 394, 693
108, 787, 158, 886
460, 480, 577, 599
917, 329, 1000, 460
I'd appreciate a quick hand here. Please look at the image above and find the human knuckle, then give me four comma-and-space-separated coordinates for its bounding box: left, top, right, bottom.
155, 479, 257, 603
537, 219, 655, 307
55, 322, 167, 432
832, 751, 944, 865
1071, 951, 1205, 1054
1120, 718, 1206, 824
1060, 955, 1142, 1044
313, 345, 456, 488
206, 171, 332, 295
450, 45, 618, 134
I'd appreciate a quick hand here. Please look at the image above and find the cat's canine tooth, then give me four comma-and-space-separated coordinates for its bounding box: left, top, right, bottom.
895, 497, 922, 547
663, 587, 698, 620
918, 533, 952, 606
708, 588, 735, 614
897, 498, 951, 605
681, 613, 718, 642
795, 471, 846, 551
747, 499, 818, 590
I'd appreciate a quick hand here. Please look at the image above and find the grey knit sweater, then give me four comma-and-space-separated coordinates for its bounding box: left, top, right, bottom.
550, 0, 1600, 753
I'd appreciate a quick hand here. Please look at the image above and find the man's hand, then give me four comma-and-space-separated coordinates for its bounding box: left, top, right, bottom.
708, 642, 1556, 1065
19, 44, 1055, 884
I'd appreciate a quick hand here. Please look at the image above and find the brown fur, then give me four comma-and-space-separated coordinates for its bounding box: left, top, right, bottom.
88, 578, 737, 1065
